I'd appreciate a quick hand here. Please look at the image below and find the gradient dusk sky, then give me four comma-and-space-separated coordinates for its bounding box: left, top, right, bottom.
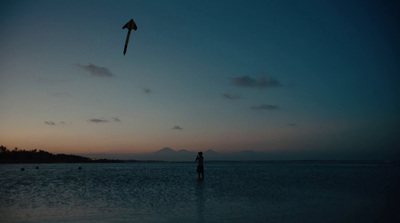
0, 0, 399, 159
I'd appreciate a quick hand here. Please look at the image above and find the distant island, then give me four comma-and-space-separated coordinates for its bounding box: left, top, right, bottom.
0, 145, 127, 164
0, 145, 275, 163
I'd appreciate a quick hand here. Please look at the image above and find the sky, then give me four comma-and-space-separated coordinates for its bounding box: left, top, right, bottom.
0, 0, 399, 159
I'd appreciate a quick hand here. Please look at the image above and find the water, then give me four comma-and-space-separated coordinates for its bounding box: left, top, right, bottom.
1, 161, 399, 223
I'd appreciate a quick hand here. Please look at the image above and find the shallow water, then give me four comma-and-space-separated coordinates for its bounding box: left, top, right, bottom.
1, 161, 399, 223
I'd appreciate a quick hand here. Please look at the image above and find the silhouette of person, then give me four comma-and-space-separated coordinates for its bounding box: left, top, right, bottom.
195, 152, 204, 180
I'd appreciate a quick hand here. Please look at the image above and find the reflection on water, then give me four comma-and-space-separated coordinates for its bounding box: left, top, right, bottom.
196, 180, 205, 223
0, 162, 398, 223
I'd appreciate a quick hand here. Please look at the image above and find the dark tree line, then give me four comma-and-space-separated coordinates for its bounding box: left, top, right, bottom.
0, 145, 122, 163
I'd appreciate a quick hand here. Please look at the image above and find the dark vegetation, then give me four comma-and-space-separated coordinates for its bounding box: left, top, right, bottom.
0, 145, 123, 164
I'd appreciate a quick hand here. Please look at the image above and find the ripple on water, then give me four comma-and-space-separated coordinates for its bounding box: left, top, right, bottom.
0, 162, 398, 223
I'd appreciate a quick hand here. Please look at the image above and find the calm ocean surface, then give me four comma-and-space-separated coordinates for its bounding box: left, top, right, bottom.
1, 161, 399, 223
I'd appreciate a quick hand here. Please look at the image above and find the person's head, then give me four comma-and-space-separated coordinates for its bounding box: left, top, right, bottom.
198, 152, 203, 156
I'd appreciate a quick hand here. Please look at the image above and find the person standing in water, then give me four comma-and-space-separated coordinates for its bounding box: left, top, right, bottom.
195, 152, 204, 180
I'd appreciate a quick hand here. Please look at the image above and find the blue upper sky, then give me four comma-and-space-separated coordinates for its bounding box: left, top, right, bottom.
0, 0, 399, 159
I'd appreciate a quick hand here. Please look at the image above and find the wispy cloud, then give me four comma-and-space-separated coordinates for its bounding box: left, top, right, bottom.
44, 121, 67, 125
44, 121, 56, 125
172, 125, 183, 130
251, 104, 279, 110
143, 88, 152, 94
76, 64, 115, 77
231, 76, 282, 88
287, 123, 297, 127
88, 117, 121, 123
88, 118, 109, 123
222, 93, 240, 100
112, 117, 121, 122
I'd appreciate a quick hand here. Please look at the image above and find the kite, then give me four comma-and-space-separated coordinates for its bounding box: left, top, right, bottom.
122, 19, 137, 55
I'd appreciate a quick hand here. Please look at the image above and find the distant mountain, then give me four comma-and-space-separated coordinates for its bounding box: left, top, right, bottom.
203, 149, 223, 160
83, 147, 274, 161
153, 147, 175, 155
177, 149, 192, 154
129, 147, 196, 161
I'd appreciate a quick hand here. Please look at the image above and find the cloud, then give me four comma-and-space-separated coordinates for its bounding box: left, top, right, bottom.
231, 76, 281, 88
112, 117, 121, 122
88, 117, 121, 123
44, 121, 56, 125
172, 125, 183, 130
222, 93, 240, 100
76, 64, 115, 77
143, 88, 152, 94
251, 104, 279, 110
88, 118, 109, 123
287, 123, 297, 127
44, 121, 67, 125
